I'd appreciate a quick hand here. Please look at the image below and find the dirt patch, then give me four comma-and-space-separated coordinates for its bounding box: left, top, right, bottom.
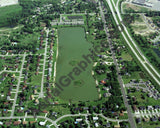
131, 25, 155, 36
123, 3, 151, 12
125, 3, 140, 11
131, 14, 156, 36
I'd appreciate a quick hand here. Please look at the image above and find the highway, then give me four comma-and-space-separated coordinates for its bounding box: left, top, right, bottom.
107, 0, 160, 85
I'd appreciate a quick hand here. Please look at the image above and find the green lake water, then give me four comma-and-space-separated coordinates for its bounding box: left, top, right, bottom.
56, 27, 98, 102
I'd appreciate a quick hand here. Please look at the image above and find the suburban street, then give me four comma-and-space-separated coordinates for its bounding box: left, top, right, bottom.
99, 2, 136, 128
10, 53, 26, 117
0, 113, 128, 128
39, 29, 49, 98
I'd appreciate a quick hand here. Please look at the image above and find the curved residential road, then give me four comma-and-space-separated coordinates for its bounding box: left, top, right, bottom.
107, 0, 160, 85
55, 113, 128, 123
95, 114, 128, 122
0, 114, 128, 128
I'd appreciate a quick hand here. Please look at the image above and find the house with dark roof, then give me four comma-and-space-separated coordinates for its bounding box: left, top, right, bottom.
139, 106, 145, 110
151, 116, 157, 122
154, 105, 160, 109
132, 0, 145, 5
105, 122, 111, 127
136, 118, 141, 124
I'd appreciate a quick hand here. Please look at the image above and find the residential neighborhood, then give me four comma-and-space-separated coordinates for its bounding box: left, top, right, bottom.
0, 0, 159, 128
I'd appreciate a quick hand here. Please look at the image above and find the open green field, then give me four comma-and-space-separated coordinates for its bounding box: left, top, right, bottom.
56, 27, 98, 102
137, 121, 160, 128
122, 71, 147, 84
0, 5, 22, 27
121, 51, 132, 61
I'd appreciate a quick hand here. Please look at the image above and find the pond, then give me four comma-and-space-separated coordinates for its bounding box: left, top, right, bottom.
56, 27, 98, 102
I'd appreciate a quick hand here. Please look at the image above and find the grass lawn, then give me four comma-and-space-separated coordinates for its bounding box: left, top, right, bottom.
137, 121, 160, 128
50, 105, 71, 119
30, 74, 42, 86
123, 71, 142, 84
113, 0, 118, 4
57, 117, 74, 124
121, 52, 132, 61
36, 49, 45, 54
56, 27, 98, 102
119, 113, 128, 119
135, 15, 144, 22
131, 24, 148, 31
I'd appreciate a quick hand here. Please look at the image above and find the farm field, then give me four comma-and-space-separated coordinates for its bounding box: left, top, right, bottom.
56, 27, 98, 102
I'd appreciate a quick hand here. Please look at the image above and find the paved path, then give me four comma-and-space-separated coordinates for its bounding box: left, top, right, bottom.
0, 70, 20, 75
53, 30, 59, 86
85, 115, 90, 128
